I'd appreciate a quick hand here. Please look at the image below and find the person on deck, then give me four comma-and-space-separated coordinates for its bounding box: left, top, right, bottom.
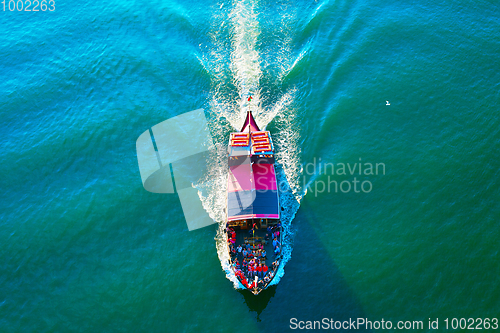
272, 238, 279, 248
262, 264, 268, 276
242, 259, 248, 273
257, 264, 263, 278
247, 264, 253, 278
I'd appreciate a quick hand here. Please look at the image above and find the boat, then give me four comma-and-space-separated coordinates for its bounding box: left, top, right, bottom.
224, 108, 283, 295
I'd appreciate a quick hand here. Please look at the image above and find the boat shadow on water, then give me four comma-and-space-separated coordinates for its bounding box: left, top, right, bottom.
235, 204, 373, 332
238, 285, 277, 322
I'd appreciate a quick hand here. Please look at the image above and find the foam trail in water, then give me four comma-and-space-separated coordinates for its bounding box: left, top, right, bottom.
230, 0, 262, 115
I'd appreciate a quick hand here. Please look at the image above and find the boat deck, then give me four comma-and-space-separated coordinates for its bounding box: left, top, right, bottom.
232, 227, 276, 268
226, 221, 282, 293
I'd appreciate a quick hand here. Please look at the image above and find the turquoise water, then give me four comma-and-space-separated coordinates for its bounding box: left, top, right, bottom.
1, 0, 499, 332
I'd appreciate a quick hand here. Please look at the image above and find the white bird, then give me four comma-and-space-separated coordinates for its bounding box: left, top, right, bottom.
386, 101, 390, 106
